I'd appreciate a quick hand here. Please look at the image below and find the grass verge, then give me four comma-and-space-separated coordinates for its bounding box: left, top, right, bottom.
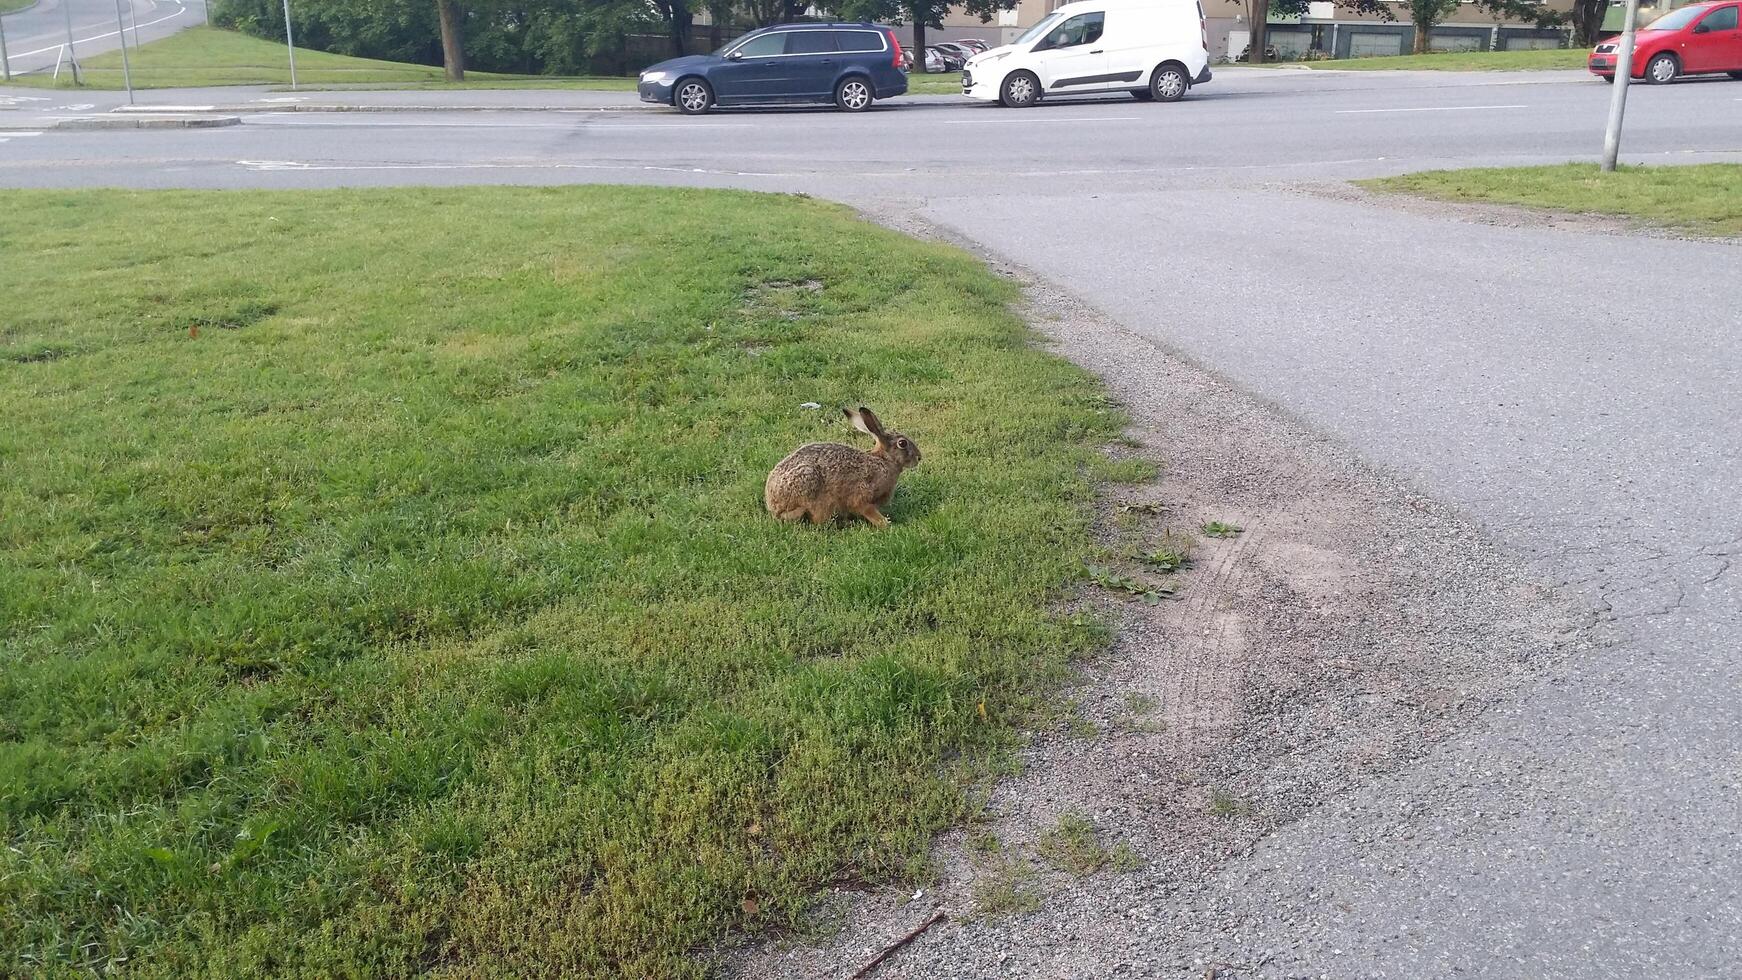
0, 186, 1121, 976
1279, 48, 1587, 71
5, 27, 619, 90
0, 0, 34, 15
8, 26, 961, 95
1361, 163, 1742, 238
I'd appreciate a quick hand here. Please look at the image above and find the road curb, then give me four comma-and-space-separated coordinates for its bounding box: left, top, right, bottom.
16, 115, 244, 130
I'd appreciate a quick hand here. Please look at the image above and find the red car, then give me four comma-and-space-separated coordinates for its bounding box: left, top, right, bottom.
1589, 0, 1742, 83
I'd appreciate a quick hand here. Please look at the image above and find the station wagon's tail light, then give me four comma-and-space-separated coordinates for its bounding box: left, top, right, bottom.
889, 31, 905, 68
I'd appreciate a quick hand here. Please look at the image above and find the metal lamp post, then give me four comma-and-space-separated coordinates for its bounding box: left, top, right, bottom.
1601, 0, 1643, 171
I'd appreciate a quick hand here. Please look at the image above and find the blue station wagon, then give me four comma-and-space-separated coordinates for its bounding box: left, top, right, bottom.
638, 23, 909, 114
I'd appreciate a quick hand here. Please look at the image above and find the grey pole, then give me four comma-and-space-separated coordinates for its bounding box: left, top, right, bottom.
1600, 0, 1642, 171
62, 0, 83, 84
281, 0, 297, 90
113, 0, 134, 103
128, 0, 141, 52
1, 12, 12, 84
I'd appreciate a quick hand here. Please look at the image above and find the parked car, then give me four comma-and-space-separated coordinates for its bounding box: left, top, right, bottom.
953, 38, 991, 54
932, 41, 979, 63
902, 47, 953, 72
926, 45, 968, 71
638, 22, 908, 114
1588, 1, 1742, 83
962, 0, 1211, 107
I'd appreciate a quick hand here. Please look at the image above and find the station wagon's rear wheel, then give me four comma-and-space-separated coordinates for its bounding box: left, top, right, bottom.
674, 78, 713, 115
1000, 70, 1040, 108
1150, 63, 1189, 103
835, 76, 874, 112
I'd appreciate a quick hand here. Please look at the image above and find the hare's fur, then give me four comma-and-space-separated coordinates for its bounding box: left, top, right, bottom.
765, 407, 921, 527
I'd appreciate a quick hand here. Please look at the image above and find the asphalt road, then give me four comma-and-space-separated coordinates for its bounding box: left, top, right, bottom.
3, 69, 1741, 976
0, 0, 204, 76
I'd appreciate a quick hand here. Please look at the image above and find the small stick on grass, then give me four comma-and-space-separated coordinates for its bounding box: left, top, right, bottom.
850, 910, 948, 979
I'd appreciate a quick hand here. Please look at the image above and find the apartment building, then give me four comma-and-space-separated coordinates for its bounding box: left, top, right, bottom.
921, 0, 1690, 61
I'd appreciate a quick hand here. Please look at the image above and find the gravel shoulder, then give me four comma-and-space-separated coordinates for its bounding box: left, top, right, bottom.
725, 217, 1594, 979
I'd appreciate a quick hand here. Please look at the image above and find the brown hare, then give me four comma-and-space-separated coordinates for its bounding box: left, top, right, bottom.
764, 406, 921, 528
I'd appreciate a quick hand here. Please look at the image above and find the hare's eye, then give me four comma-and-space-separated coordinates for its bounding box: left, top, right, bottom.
897, 439, 909, 449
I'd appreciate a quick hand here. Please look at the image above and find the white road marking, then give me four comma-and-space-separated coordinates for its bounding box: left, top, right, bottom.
12, 1, 190, 59
0, 132, 46, 142
1336, 104, 1528, 114
0, 96, 53, 107
235, 159, 790, 177
243, 115, 742, 129
252, 97, 309, 104
61, 104, 97, 112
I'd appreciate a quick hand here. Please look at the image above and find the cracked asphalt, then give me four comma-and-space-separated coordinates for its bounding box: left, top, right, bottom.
3, 67, 1740, 975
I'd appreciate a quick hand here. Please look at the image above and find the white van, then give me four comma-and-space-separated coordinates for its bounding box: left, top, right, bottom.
962, 0, 1211, 107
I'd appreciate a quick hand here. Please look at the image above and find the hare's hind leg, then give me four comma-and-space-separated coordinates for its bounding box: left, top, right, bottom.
854, 504, 890, 528
773, 506, 810, 523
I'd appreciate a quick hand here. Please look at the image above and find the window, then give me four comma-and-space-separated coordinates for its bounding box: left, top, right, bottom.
832, 30, 887, 53
786, 31, 838, 54
1644, 6, 1704, 31
1039, 12, 1105, 50
1699, 5, 1738, 30
732, 33, 787, 57
1017, 12, 1064, 46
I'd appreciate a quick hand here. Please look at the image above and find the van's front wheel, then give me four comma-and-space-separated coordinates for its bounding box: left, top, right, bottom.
1150, 63, 1189, 103
1000, 71, 1041, 108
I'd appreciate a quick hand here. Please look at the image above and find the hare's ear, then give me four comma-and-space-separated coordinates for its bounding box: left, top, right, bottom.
855, 406, 886, 438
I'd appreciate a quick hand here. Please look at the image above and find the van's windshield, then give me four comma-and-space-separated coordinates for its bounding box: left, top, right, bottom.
1015, 12, 1064, 46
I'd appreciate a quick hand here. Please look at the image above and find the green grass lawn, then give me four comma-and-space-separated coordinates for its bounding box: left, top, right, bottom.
1282, 48, 1588, 71
10, 26, 956, 95
905, 70, 964, 94
0, 186, 1121, 977
0, 0, 35, 15
8, 26, 630, 90
1362, 163, 1742, 237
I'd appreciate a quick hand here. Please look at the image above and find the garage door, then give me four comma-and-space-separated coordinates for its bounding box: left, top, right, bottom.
1349, 32, 1404, 57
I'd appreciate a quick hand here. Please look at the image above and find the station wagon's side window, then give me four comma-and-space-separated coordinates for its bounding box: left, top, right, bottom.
833, 30, 887, 53
786, 31, 839, 54
733, 33, 788, 57
1040, 12, 1105, 50
1699, 5, 1737, 30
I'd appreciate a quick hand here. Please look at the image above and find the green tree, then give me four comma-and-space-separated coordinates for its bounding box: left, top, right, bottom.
1569, 0, 1611, 45
1405, 0, 1557, 54
829, 0, 1014, 72
1243, 0, 1392, 64
652, 0, 695, 57
436, 0, 465, 79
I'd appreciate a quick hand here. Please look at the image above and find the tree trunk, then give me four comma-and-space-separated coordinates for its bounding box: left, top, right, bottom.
1249, 18, 1268, 63
912, 19, 928, 73
667, 3, 694, 57
1413, 23, 1430, 53
436, 0, 465, 82
1571, 0, 1611, 45
710, 21, 722, 49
